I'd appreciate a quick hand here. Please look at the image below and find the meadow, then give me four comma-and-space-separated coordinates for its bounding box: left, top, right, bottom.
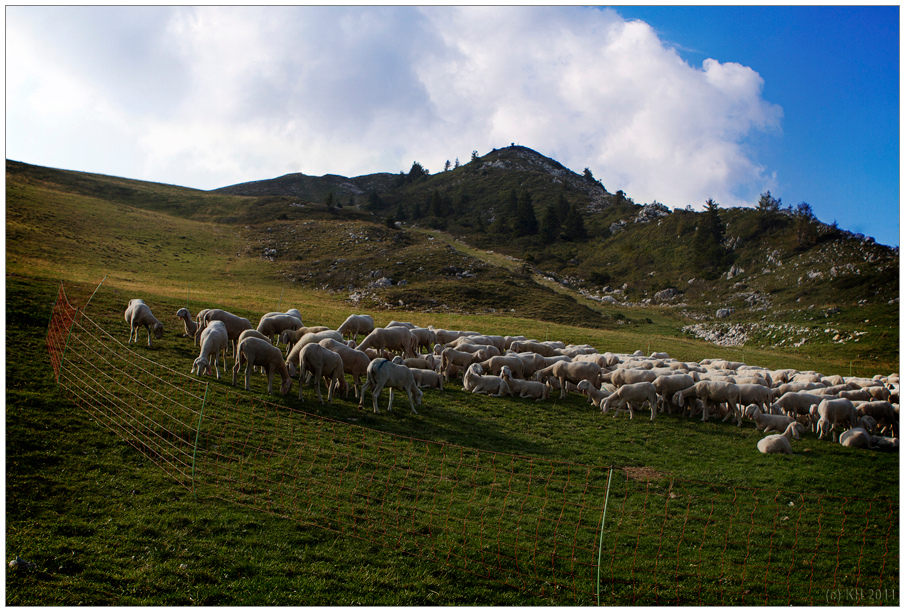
5, 162, 899, 604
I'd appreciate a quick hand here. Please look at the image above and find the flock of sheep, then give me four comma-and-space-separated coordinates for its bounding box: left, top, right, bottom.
123, 298, 900, 455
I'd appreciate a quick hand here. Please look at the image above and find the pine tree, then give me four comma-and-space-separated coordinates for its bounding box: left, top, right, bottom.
514, 191, 538, 236
756, 191, 781, 230
794, 202, 818, 248
561, 202, 588, 241
539, 203, 560, 243
693, 198, 728, 274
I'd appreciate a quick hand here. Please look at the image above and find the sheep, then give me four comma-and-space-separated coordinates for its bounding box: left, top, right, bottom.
673, 381, 741, 423
285, 330, 345, 366
430, 327, 477, 345
337, 314, 375, 342
736, 383, 774, 414
175, 308, 198, 339
462, 363, 510, 396
280, 326, 333, 352
203, 309, 253, 357
232, 337, 292, 395
815, 398, 859, 439
856, 401, 898, 435
771, 392, 826, 422
839, 427, 877, 450
477, 355, 528, 380
292, 342, 347, 403
402, 355, 439, 371
318, 338, 370, 398
409, 327, 438, 354
499, 365, 549, 400
509, 340, 558, 358
534, 361, 603, 399
441, 347, 481, 382
357, 327, 418, 359
745, 405, 795, 433
600, 382, 658, 420
358, 358, 423, 414
191, 320, 229, 379
869, 435, 899, 451
410, 368, 444, 391
757, 422, 805, 455
256, 313, 303, 345
652, 374, 695, 414
604, 368, 657, 387
125, 300, 164, 347
577, 379, 613, 408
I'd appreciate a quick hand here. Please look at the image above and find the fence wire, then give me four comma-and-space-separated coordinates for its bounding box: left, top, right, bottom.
45, 283, 899, 605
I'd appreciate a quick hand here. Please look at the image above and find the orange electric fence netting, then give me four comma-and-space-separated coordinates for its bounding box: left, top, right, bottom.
45, 283, 899, 605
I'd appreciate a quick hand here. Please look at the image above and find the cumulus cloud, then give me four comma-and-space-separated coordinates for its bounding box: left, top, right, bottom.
7, 5, 782, 207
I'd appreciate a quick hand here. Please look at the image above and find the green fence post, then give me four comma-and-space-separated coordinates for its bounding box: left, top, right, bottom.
597, 466, 614, 606
191, 384, 209, 498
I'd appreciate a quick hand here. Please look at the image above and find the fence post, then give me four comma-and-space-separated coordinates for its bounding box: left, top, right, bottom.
191, 383, 209, 498
596, 466, 614, 606
83, 275, 107, 313
58, 308, 79, 386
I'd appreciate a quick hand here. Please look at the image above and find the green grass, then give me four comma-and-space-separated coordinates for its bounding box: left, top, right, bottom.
5, 160, 899, 604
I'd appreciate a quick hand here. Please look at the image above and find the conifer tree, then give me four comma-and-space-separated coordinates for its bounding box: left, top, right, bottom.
539, 203, 560, 243
562, 202, 588, 241
514, 191, 538, 236
693, 198, 729, 274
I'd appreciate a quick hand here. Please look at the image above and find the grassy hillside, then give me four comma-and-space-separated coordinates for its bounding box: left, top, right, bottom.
5, 159, 899, 605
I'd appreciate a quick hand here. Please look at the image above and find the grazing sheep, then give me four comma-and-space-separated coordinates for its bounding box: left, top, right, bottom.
319, 338, 371, 398
256, 314, 303, 345
605, 368, 657, 387
462, 363, 510, 396
402, 355, 439, 371
441, 347, 481, 382
477, 355, 528, 380
232, 337, 292, 395
735, 384, 774, 413
280, 326, 333, 352
337, 314, 375, 342
292, 342, 347, 403
600, 382, 659, 420
857, 401, 898, 435
509, 340, 558, 358
577, 379, 612, 408
358, 358, 423, 414
125, 300, 164, 347
285, 330, 345, 366
203, 309, 253, 357
409, 327, 438, 354
652, 374, 695, 414
815, 398, 858, 439
357, 327, 419, 359
534, 361, 603, 399
771, 392, 825, 422
500, 365, 549, 400
757, 422, 805, 455
673, 381, 741, 423
191, 321, 229, 379
175, 308, 198, 339
745, 405, 795, 433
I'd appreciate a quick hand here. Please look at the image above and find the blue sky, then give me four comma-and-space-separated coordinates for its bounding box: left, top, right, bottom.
6, 5, 900, 246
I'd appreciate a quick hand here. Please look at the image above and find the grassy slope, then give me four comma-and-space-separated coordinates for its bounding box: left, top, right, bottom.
6, 161, 899, 604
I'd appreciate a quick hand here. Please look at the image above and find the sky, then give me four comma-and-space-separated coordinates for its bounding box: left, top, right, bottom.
6, 5, 900, 247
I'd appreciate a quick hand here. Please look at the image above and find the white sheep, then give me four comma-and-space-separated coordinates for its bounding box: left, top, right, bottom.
358, 358, 423, 414
576, 379, 612, 408
735, 383, 773, 414
441, 347, 480, 382
232, 337, 292, 395
125, 300, 164, 347
745, 405, 795, 433
757, 422, 805, 455
500, 365, 549, 400
839, 427, 877, 450
285, 330, 346, 368
280, 326, 333, 353
534, 361, 602, 399
600, 382, 659, 420
256, 313, 303, 345
410, 367, 444, 391
357, 327, 419, 359
203, 309, 253, 357
477, 355, 528, 380
292, 342, 347, 403
191, 320, 229, 379
318, 338, 371, 398
462, 363, 510, 396
771, 392, 825, 422
651, 374, 695, 414
673, 381, 741, 423
337, 314, 375, 342
815, 398, 859, 439
175, 308, 198, 339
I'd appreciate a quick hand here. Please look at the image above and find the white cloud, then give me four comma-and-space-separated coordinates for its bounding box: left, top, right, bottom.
7, 6, 782, 207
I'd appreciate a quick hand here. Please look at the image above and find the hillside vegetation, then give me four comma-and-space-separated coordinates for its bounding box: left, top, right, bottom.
7, 157, 899, 374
